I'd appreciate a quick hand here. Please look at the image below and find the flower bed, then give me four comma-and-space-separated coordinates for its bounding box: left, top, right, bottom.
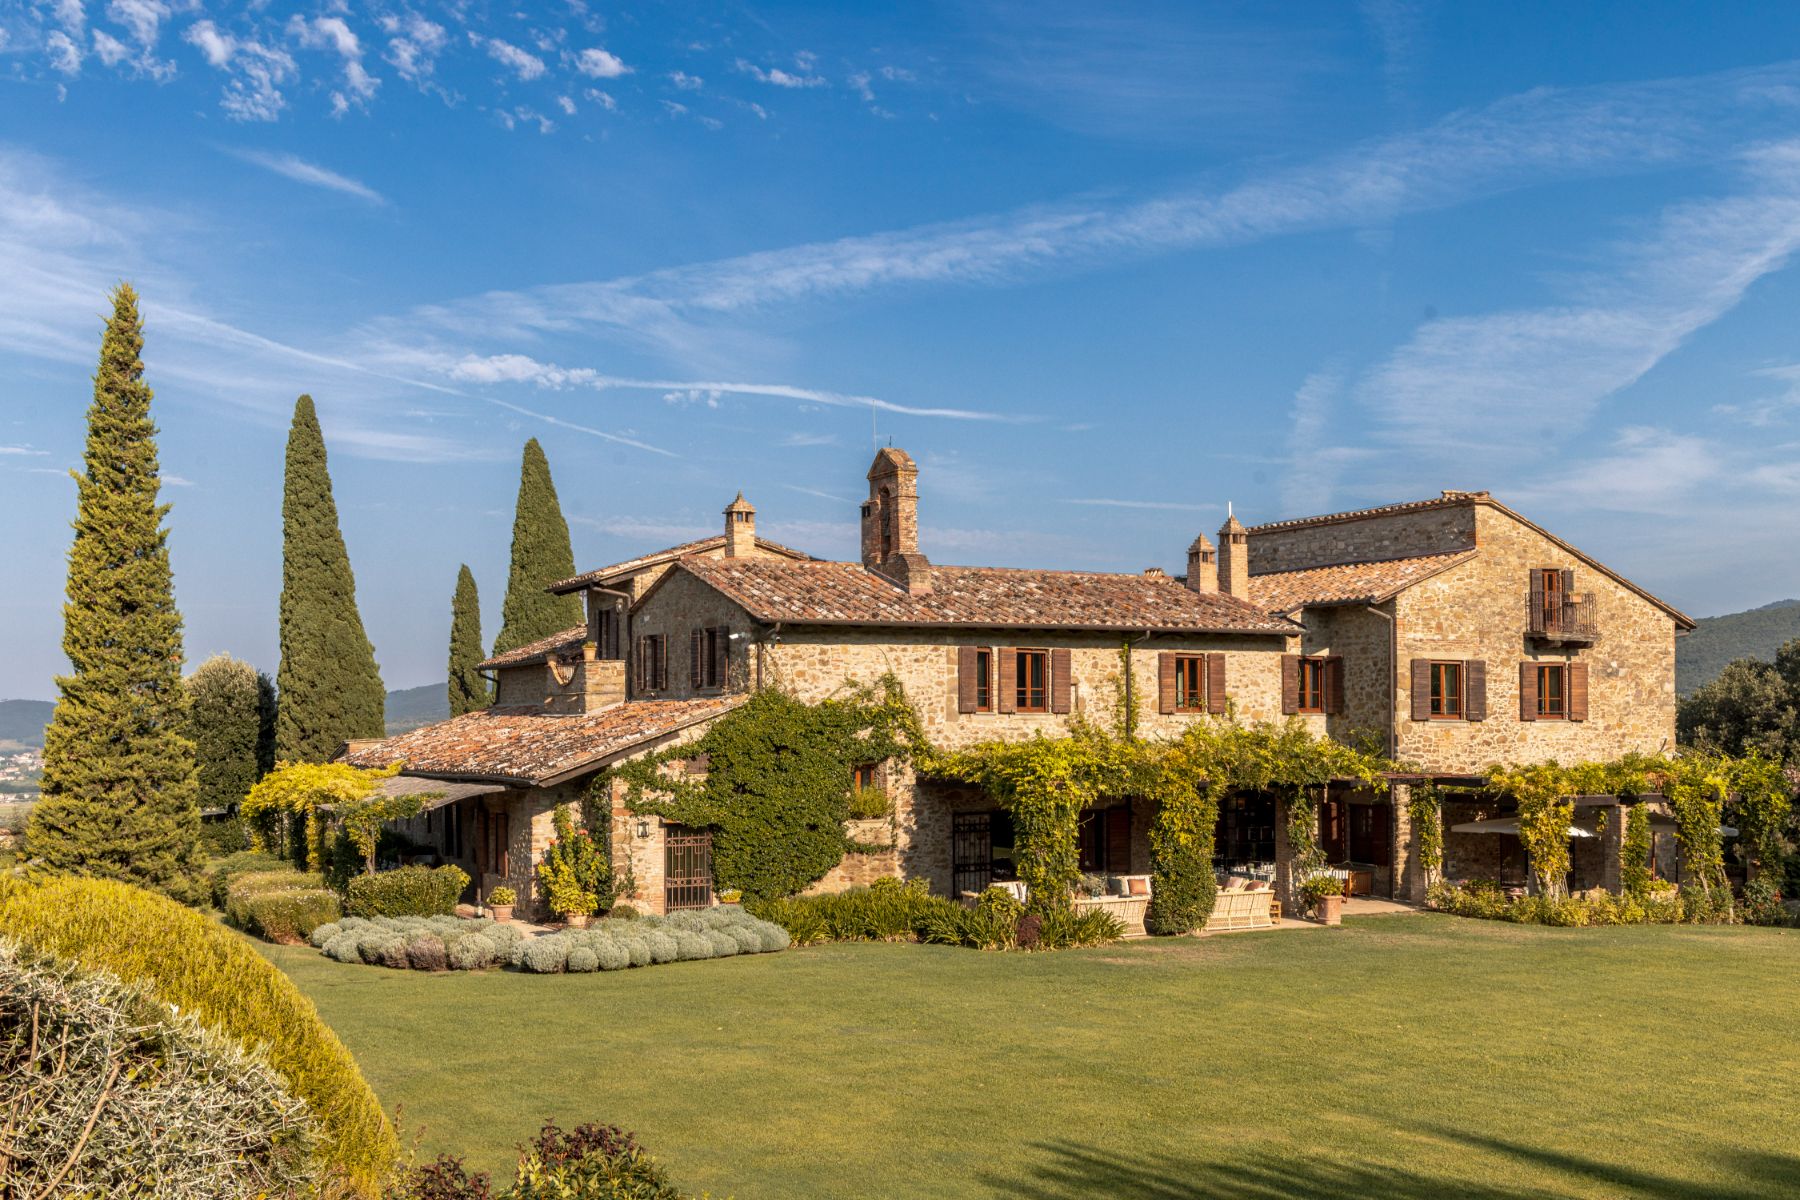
308, 907, 791, 974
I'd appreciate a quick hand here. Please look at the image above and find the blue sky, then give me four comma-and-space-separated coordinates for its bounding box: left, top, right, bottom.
3, 2, 1800, 700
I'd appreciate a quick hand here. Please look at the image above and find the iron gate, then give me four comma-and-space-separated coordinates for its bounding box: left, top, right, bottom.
952, 812, 992, 898
664, 826, 714, 911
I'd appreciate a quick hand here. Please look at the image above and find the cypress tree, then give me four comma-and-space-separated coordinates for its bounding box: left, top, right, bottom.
185, 655, 264, 813
492, 437, 582, 654
255, 669, 278, 777
447, 564, 492, 716
30, 283, 201, 899
275, 395, 386, 762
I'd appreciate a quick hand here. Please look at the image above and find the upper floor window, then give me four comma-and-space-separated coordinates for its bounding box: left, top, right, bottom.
1173, 655, 1206, 711
1536, 663, 1566, 719
1429, 661, 1463, 719
974, 648, 992, 711
851, 762, 879, 792
690, 626, 726, 690
1016, 650, 1048, 712
635, 634, 667, 692
1297, 658, 1327, 713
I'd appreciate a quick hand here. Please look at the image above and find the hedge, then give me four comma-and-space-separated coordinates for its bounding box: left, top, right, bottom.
0, 938, 317, 1198
746, 879, 1123, 951
0, 877, 399, 1195
224, 870, 342, 943
344, 864, 468, 918
208, 850, 292, 907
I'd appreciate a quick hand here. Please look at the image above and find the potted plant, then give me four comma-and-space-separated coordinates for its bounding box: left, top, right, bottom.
1300, 873, 1344, 926
536, 803, 604, 928
487, 885, 517, 923
717, 887, 743, 905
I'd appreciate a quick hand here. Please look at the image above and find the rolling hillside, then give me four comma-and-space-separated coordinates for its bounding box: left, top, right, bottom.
0, 685, 449, 747
1676, 598, 1800, 695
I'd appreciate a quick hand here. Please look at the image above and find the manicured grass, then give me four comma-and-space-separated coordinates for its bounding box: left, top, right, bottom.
265, 915, 1800, 1199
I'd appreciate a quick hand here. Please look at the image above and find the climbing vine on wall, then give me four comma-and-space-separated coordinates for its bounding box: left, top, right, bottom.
604, 679, 924, 901
1408, 780, 1444, 890
1621, 802, 1652, 898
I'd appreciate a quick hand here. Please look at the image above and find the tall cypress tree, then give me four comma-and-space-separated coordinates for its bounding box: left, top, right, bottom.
30, 283, 201, 899
447, 564, 492, 716
275, 395, 386, 762
492, 437, 582, 655
186, 655, 265, 813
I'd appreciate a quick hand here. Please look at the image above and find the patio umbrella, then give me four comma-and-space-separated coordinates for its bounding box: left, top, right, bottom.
1448, 817, 1596, 838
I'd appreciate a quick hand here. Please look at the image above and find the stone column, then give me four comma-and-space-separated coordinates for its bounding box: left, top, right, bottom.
1273, 794, 1297, 913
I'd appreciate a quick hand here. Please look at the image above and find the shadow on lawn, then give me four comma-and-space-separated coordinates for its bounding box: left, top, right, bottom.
986, 1129, 1800, 1199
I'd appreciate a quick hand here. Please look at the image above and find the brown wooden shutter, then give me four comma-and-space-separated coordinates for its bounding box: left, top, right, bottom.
1280, 654, 1300, 714
1206, 653, 1227, 714
997, 648, 1018, 713
1519, 661, 1538, 721
690, 630, 704, 688
1529, 570, 1546, 632
1409, 659, 1431, 721
956, 646, 980, 713
1560, 568, 1575, 596
1464, 660, 1487, 721
1050, 648, 1073, 714
1105, 806, 1132, 873
1567, 661, 1588, 721
713, 628, 729, 689
632, 638, 645, 692
1324, 657, 1345, 715
657, 636, 669, 691
1156, 652, 1176, 714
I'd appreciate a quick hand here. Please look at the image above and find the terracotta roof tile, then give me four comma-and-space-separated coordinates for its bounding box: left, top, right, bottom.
550, 535, 812, 594
1248, 551, 1476, 613
1245, 491, 1492, 533
343, 695, 745, 786
677, 558, 1297, 634
477, 624, 588, 670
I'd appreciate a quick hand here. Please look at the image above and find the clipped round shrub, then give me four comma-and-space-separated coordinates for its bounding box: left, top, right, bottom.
1015, 913, 1043, 951
358, 934, 402, 967
307, 922, 341, 949
446, 935, 495, 972
406, 934, 447, 972
673, 932, 713, 961
607, 903, 639, 920
376, 939, 410, 970
566, 946, 599, 973
620, 936, 653, 968
0, 878, 398, 1194
595, 940, 631, 971
322, 933, 365, 964
754, 922, 791, 952
724, 925, 761, 954
485, 921, 523, 946
520, 937, 570, 974
704, 930, 739, 957
645, 932, 679, 964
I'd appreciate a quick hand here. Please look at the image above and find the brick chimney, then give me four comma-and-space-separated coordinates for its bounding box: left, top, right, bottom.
724, 492, 756, 557
860, 447, 931, 594
1217, 508, 1249, 599
1186, 532, 1217, 592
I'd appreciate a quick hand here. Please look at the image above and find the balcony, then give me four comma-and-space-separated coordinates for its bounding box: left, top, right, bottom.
1527, 593, 1598, 644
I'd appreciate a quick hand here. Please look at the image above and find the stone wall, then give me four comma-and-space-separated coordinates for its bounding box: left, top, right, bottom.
1247, 502, 1477, 574
1293, 604, 1394, 752
626, 568, 755, 699
1391, 505, 1678, 774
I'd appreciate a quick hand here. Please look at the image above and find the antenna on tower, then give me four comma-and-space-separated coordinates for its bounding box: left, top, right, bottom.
1227, 500, 1234, 519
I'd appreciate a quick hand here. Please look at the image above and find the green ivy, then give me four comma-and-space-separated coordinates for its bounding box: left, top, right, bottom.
1621, 802, 1652, 898
604, 681, 922, 902
1408, 781, 1444, 889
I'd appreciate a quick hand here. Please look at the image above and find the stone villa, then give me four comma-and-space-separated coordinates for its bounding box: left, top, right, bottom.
346, 447, 1693, 916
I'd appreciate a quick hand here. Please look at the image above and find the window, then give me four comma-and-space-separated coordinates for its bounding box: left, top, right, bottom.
1429, 661, 1463, 719
1015, 650, 1048, 712
1173, 655, 1206, 711
1538, 567, 1563, 629
974, 648, 992, 710
1297, 658, 1326, 713
636, 634, 667, 692
691, 626, 726, 690
1537, 663, 1566, 719
851, 762, 879, 792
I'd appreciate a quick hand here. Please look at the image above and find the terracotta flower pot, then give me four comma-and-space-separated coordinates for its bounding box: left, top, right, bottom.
564, 913, 590, 929
1316, 893, 1344, 926
489, 905, 514, 923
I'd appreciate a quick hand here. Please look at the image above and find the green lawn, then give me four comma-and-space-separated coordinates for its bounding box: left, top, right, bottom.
265, 915, 1800, 1199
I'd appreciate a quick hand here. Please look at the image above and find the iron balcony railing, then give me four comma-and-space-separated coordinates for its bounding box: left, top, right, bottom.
1527, 592, 1598, 642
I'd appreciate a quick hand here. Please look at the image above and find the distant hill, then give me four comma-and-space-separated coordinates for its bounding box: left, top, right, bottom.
1677, 599, 1800, 695
0, 686, 445, 748
385, 683, 448, 734
0, 700, 54, 751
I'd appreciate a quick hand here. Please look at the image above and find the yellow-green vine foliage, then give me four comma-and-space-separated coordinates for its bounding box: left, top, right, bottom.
1408, 780, 1444, 888
241, 761, 400, 871
1728, 752, 1791, 877
1485, 762, 1581, 899
1659, 753, 1732, 907
1621, 802, 1652, 898
606, 679, 925, 901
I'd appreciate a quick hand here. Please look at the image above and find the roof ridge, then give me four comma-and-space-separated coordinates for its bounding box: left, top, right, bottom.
1250, 548, 1477, 577
1245, 492, 1492, 533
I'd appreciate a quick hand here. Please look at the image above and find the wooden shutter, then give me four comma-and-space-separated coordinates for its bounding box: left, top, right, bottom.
690, 630, 705, 688
1105, 806, 1132, 873
1464, 660, 1487, 721
1280, 655, 1300, 714
657, 636, 669, 691
633, 638, 646, 692
1519, 661, 1538, 721
1050, 648, 1073, 714
1157, 653, 1177, 715
713, 628, 729, 689
1529, 570, 1546, 631
1410, 659, 1431, 721
956, 646, 981, 713
997, 648, 1018, 713
1206, 653, 1227, 714
1560, 568, 1575, 597
1324, 657, 1345, 715
1567, 662, 1589, 721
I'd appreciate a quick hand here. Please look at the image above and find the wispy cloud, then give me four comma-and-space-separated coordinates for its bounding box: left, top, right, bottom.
1065, 498, 1218, 512
183, 20, 297, 122
574, 47, 629, 79
780, 482, 851, 503
0, 445, 50, 456
736, 59, 826, 88
225, 148, 387, 204
477, 35, 545, 82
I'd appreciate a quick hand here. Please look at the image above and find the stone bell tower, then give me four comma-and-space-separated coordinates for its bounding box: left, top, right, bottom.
860, 447, 932, 594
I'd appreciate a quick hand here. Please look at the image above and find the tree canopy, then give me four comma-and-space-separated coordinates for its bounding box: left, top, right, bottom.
493, 438, 582, 655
